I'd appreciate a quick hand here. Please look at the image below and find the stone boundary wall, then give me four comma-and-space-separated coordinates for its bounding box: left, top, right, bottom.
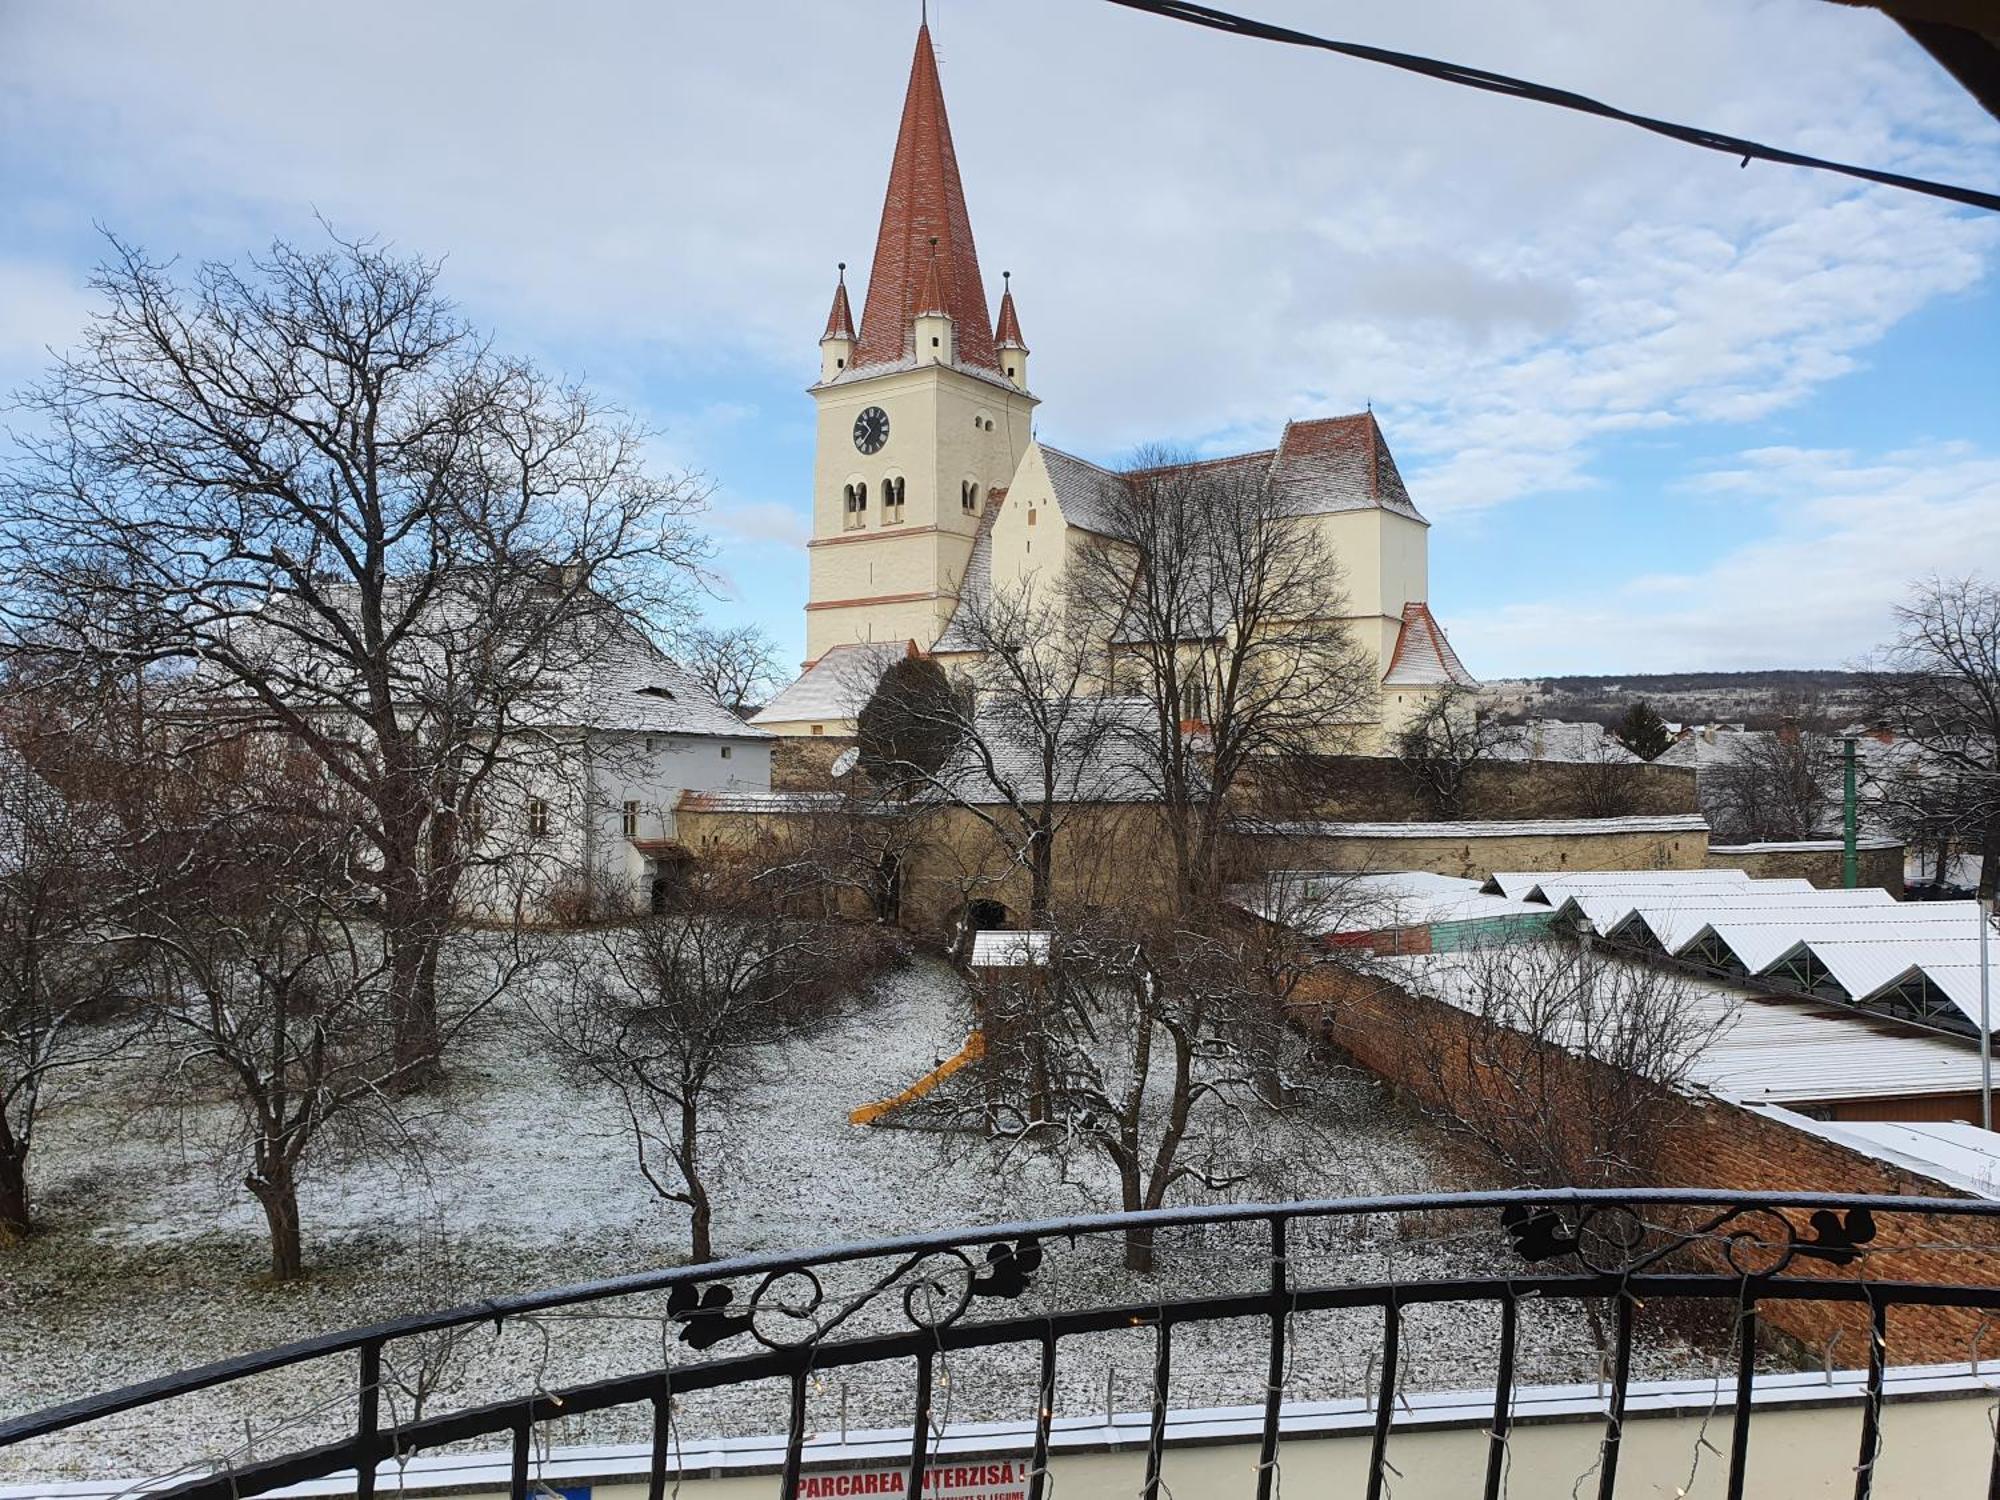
1300, 965, 2000, 1365
1260, 823, 1707, 881
1292, 755, 1699, 822
1706, 839, 1905, 895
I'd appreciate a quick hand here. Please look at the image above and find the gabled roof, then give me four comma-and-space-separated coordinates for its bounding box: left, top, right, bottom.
1383, 602, 1478, 688
932, 488, 1008, 654
1038, 413, 1428, 543
748, 640, 916, 727
1266, 414, 1424, 522
853, 25, 999, 373
197, 582, 767, 740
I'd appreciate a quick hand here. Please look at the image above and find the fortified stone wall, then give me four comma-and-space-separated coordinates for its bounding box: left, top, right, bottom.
1287, 756, 1700, 822
1301, 965, 2000, 1365
1705, 839, 1905, 895
1260, 823, 1708, 881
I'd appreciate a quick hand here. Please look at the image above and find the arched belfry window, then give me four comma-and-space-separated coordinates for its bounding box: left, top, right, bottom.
844, 481, 867, 530
883, 475, 906, 524
961, 480, 979, 513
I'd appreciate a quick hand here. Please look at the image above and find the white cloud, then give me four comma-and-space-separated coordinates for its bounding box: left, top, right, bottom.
2, 0, 1993, 521
1455, 441, 2000, 673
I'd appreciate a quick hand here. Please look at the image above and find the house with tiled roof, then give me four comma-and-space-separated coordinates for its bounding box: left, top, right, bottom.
781, 22, 1476, 751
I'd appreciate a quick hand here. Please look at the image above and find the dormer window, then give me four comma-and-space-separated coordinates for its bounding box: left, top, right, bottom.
637, 686, 676, 701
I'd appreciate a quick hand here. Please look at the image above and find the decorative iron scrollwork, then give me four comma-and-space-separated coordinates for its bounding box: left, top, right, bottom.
666, 1282, 754, 1350
664, 1237, 1048, 1356
970, 1238, 1043, 1300
1502, 1201, 1879, 1279
1502, 1205, 1579, 1263
1797, 1206, 1876, 1265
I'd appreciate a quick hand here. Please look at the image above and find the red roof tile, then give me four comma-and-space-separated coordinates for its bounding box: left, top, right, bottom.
994, 274, 1027, 350
855, 25, 1000, 372
821, 264, 856, 342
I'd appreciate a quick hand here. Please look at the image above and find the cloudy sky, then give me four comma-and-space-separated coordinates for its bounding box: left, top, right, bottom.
2, 0, 1995, 676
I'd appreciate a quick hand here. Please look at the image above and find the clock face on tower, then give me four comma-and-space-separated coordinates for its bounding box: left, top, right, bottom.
853, 406, 890, 455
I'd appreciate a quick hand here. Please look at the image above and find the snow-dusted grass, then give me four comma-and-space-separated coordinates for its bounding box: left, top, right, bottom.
1, 941, 1724, 1484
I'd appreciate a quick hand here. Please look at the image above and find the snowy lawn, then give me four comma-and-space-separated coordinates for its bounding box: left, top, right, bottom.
1, 941, 1729, 1484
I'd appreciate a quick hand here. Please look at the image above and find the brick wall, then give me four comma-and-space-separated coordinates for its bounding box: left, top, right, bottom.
1301, 965, 2000, 1365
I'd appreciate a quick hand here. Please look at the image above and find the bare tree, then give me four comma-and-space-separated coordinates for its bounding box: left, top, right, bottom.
525, 874, 879, 1262
1868, 576, 2000, 897
860, 578, 1124, 924
1568, 730, 1643, 818
0, 743, 141, 1242
1700, 705, 1839, 843
955, 907, 1340, 1272
673, 623, 786, 718
1384, 937, 1727, 1192
133, 742, 524, 1280
1394, 684, 1508, 819
1065, 448, 1377, 909
0, 231, 709, 1073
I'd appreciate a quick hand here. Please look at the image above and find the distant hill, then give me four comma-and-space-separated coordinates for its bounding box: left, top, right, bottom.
1483, 670, 1877, 728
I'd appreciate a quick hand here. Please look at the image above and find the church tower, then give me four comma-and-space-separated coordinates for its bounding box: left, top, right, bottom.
804, 23, 1038, 664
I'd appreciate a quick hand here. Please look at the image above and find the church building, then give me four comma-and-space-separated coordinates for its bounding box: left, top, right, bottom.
751, 23, 1474, 747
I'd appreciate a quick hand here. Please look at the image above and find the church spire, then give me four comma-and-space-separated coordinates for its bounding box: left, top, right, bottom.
821, 261, 856, 343
854, 23, 999, 372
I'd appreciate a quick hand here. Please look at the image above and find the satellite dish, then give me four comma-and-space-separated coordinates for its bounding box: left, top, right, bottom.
830, 746, 860, 779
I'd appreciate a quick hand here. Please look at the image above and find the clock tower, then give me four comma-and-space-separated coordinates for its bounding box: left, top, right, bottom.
803, 22, 1038, 664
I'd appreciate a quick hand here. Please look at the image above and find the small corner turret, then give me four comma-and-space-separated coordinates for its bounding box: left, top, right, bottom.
819, 262, 856, 384
994, 271, 1029, 392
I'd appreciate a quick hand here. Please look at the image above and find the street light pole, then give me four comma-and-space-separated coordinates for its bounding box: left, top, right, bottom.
1982, 894, 1993, 1133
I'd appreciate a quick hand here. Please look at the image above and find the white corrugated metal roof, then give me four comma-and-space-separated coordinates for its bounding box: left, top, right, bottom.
1233, 871, 1550, 934
1485, 868, 1748, 900
1383, 948, 1984, 1105
970, 930, 1052, 967
1490, 871, 1999, 1033
1748, 1110, 2000, 1199
1612, 892, 1899, 951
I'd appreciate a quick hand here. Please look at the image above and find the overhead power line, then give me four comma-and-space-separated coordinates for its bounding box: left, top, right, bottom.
1100, 0, 2000, 214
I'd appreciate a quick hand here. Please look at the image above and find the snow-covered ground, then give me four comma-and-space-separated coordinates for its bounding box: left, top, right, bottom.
1, 945, 1727, 1484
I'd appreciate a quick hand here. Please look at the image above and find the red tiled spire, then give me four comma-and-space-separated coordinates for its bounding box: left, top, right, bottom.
854, 24, 999, 371
821, 262, 856, 342
994, 270, 1026, 350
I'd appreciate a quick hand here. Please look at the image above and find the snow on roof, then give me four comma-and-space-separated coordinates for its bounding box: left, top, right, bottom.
1262, 814, 1710, 841
1488, 720, 1640, 765
1709, 838, 1903, 854
1038, 414, 1426, 542
1384, 947, 1987, 1105
1483, 867, 1751, 900
1234, 870, 1551, 935
1382, 602, 1479, 689
749, 641, 915, 727
676, 789, 857, 815
1484, 869, 2000, 1034
205, 585, 766, 740
931, 491, 1007, 654
1748, 1110, 2000, 1199
970, 929, 1052, 967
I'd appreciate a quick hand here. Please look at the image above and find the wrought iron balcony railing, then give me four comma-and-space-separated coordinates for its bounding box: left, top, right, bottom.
6, 1188, 2000, 1500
